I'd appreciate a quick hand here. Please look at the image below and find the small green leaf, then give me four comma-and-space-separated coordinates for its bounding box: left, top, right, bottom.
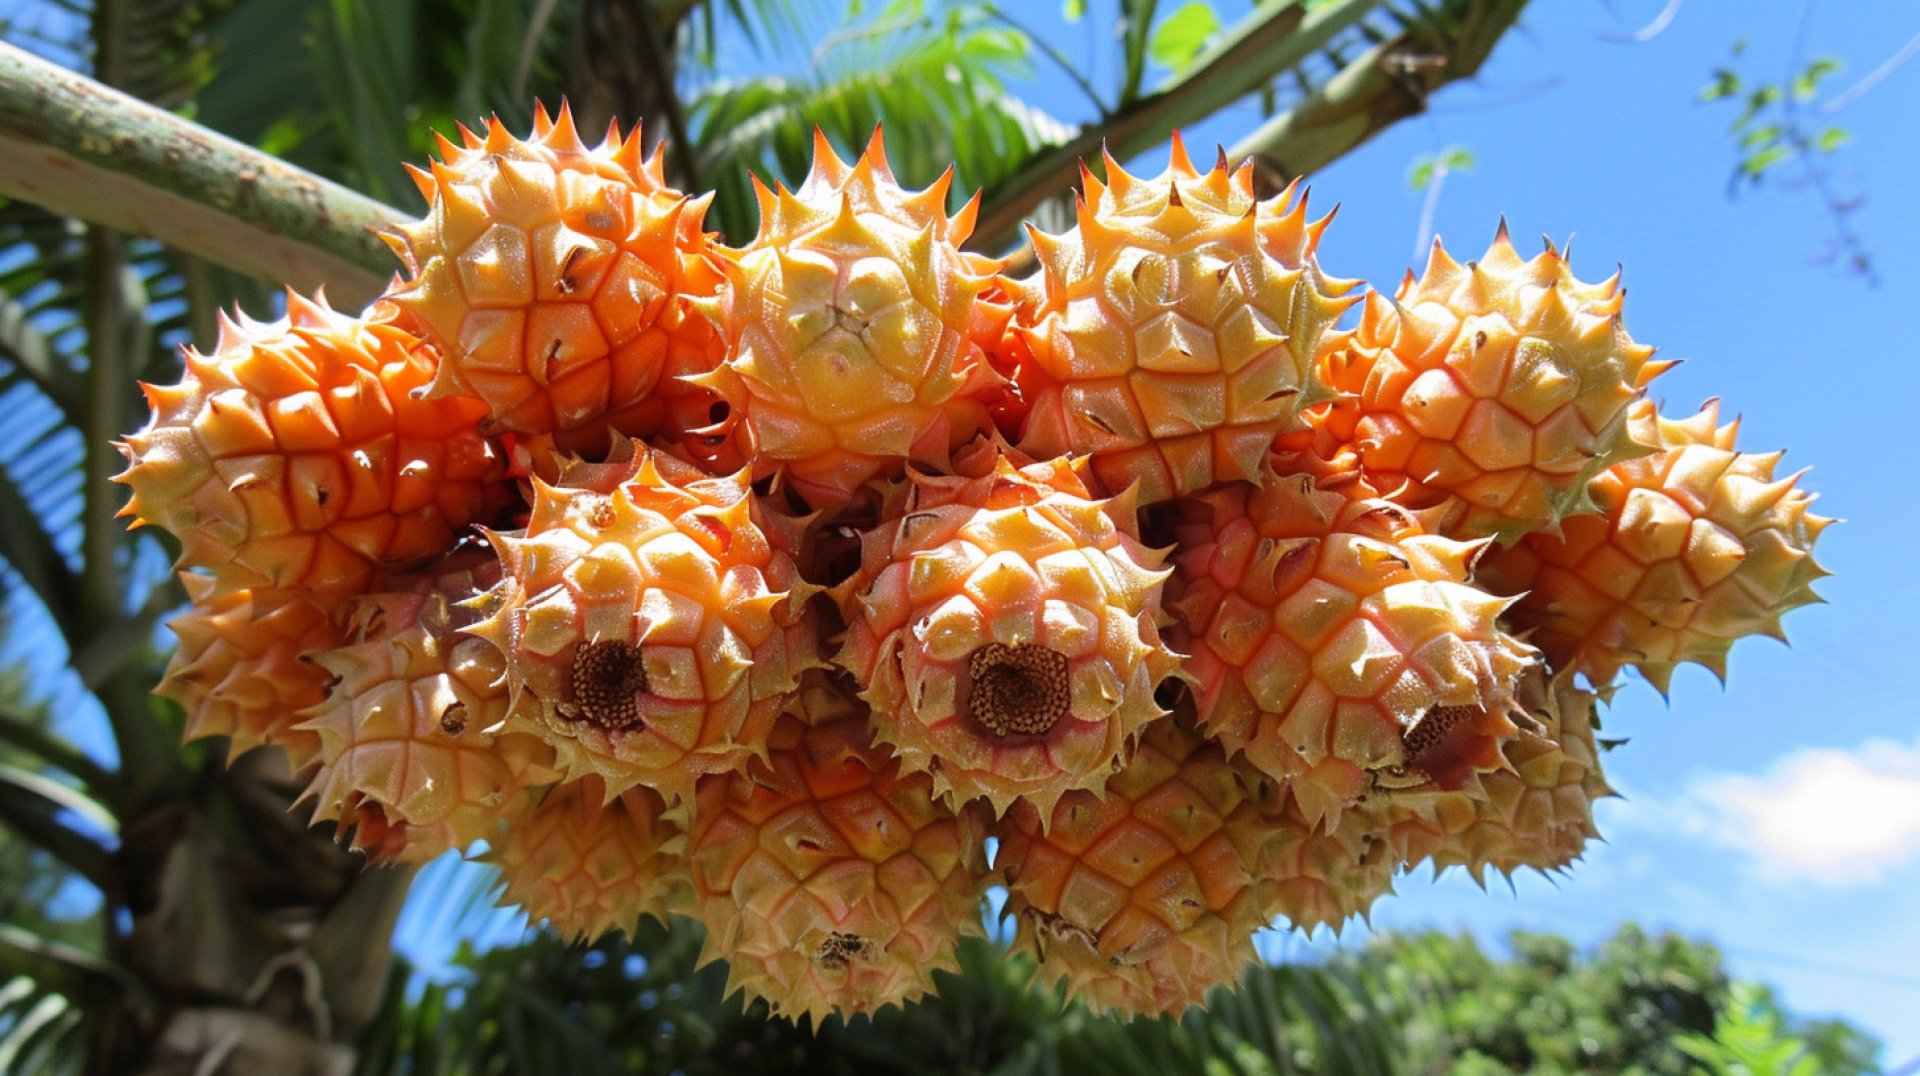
1063, 0, 1086, 21
1437, 145, 1476, 172
1700, 68, 1740, 101
1149, 2, 1220, 71
1408, 159, 1435, 191
1742, 144, 1790, 176
1817, 126, 1850, 152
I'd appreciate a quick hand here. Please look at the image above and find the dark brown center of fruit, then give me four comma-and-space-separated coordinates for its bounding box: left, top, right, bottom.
967, 643, 1070, 737
564, 640, 648, 732
1402, 704, 1481, 758
815, 931, 870, 970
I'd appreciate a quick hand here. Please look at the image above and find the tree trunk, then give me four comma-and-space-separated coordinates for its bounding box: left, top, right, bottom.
111, 752, 412, 1076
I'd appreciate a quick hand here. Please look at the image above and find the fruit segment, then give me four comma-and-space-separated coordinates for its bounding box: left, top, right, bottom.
1005, 136, 1359, 505
1481, 399, 1831, 692
688, 706, 991, 1022
116, 292, 513, 601
834, 448, 1180, 816
385, 104, 728, 464
1168, 474, 1537, 827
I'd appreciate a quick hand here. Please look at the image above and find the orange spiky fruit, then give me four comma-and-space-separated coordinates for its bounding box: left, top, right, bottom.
116, 293, 513, 601
832, 448, 1180, 817
1005, 135, 1360, 505
384, 104, 728, 463
298, 556, 557, 862
687, 705, 992, 1023
468, 445, 821, 802
1167, 474, 1538, 827
704, 129, 1004, 510
1381, 677, 1613, 883
993, 717, 1270, 1017
157, 575, 340, 767
486, 775, 689, 941
1479, 399, 1832, 692
1314, 228, 1662, 540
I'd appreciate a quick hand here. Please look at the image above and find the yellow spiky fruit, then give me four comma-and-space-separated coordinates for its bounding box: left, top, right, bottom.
298, 556, 558, 862
1381, 677, 1613, 883
832, 447, 1181, 817
468, 445, 821, 802
382, 104, 728, 465
1317, 227, 1662, 540
1252, 790, 1396, 935
993, 717, 1270, 1017
115, 293, 513, 601
1479, 399, 1832, 692
1167, 474, 1538, 827
705, 130, 1004, 510
1006, 135, 1359, 505
687, 706, 992, 1023
486, 775, 689, 941
157, 575, 340, 767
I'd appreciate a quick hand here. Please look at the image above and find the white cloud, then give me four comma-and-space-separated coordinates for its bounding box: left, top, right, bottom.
1680, 737, 1920, 886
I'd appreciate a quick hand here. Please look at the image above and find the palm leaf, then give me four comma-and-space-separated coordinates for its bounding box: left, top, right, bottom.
689, 3, 1049, 239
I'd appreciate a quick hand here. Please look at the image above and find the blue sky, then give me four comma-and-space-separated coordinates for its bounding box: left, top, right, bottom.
390, 0, 1920, 1063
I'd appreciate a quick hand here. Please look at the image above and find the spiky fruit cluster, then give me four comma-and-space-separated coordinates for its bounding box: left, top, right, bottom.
1479, 399, 1833, 692
1381, 675, 1613, 883
123, 116, 1829, 1026
689, 707, 992, 1023
116, 292, 514, 600
1004, 136, 1358, 505
485, 775, 688, 941
994, 717, 1270, 1015
158, 576, 339, 766
384, 105, 727, 465
298, 556, 557, 862
1167, 473, 1535, 827
469, 446, 820, 802
834, 448, 1180, 816
706, 131, 1005, 509
1309, 229, 1661, 540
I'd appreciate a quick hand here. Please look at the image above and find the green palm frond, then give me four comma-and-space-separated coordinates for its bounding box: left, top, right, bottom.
688, 3, 1050, 239
0, 975, 85, 1076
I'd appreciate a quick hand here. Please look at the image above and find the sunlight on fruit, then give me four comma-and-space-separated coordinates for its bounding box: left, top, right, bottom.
117, 105, 1831, 1025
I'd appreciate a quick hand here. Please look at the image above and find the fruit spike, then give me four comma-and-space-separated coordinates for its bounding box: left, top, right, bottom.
701, 127, 1006, 510
1167, 473, 1538, 828
1479, 398, 1832, 693
297, 555, 558, 863
1310, 225, 1663, 541
832, 444, 1181, 817
466, 443, 822, 802
687, 701, 992, 1023
115, 291, 515, 602
384, 102, 729, 465
1004, 133, 1360, 505
993, 716, 1271, 1017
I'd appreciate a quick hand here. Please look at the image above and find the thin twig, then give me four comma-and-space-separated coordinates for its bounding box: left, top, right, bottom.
1820, 26, 1920, 112
1600, 0, 1684, 44
513, 0, 564, 102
